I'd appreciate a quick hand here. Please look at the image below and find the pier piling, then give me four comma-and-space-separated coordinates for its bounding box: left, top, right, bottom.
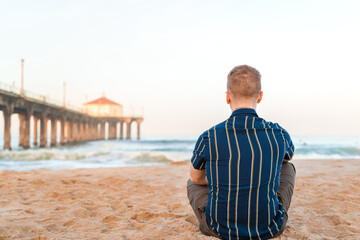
3, 109, 12, 150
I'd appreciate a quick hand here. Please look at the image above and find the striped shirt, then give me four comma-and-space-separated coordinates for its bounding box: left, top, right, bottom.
191, 108, 295, 240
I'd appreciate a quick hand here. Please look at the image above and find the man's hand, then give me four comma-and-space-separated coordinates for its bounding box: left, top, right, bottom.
189, 164, 208, 185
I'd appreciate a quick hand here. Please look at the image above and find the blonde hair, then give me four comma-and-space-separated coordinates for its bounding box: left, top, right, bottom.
227, 65, 261, 99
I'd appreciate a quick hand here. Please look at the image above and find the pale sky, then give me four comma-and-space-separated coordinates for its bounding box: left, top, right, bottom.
1, 0, 359, 137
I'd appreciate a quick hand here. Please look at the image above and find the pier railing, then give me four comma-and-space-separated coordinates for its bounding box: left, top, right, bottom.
0, 81, 143, 118
0, 81, 82, 112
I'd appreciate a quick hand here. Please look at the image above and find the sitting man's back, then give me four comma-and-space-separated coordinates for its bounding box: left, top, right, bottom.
187, 65, 296, 240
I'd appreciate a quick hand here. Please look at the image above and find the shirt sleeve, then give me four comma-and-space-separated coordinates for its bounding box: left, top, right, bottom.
191, 132, 209, 170
283, 130, 295, 160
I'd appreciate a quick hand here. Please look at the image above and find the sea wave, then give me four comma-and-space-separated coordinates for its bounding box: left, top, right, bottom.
295, 146, 360, 159
0, 150, 183, 171
130, 153, 172, 163
0, 149, 112, 161
293, 136, 360, 159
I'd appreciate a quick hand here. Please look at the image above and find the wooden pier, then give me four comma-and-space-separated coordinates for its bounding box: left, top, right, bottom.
0, 88, 143, 150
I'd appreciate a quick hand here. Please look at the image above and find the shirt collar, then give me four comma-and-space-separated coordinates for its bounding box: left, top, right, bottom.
230, 108, 258, 118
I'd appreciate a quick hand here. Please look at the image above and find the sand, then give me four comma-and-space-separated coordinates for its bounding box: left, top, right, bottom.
0, 159, 359, 240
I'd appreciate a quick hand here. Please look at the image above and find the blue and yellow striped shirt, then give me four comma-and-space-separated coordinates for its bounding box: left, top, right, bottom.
191, 108, 295, 240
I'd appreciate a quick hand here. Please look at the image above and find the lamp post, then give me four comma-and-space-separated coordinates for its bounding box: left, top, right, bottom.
63, 81, 66, 107
20, 59, 24, 96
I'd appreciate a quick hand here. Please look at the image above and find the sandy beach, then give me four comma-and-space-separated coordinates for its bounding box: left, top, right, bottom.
0, 159, 359, 240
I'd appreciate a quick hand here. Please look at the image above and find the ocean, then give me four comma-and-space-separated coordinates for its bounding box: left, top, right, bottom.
0, 135, 359, 171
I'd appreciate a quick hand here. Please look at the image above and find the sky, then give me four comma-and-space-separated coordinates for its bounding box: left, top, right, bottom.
0, 0, 360, 137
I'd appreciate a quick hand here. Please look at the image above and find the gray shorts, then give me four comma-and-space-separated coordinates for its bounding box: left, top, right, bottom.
187, 161, 296, 239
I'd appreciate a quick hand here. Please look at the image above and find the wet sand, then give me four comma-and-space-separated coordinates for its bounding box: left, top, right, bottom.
0, 159, 359, 239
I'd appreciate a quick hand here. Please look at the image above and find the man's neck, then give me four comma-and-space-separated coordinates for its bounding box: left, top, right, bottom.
230, 103, 257, 112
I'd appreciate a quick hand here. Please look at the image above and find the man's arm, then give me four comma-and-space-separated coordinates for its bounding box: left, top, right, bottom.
284, 141, 295, 162
190, 132, 209, 185
282, 129, 295, 162
189, 164, 208, 185
283, 149, 294, 163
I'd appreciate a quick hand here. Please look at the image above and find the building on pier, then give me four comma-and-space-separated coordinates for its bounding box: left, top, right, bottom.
83, 94, 123, 117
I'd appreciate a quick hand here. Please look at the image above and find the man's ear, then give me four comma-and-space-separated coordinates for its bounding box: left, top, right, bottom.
226, 92, 231, 104
257, 91, 263, 104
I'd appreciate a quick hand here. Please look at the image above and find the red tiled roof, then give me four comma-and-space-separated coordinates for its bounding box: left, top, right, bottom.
84, 96, 121, 106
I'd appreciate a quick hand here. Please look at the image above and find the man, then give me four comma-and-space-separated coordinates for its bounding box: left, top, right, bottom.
187, 65, 296, 239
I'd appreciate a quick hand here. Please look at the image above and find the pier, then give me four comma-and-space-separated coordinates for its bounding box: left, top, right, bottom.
0, 84, 143, 150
